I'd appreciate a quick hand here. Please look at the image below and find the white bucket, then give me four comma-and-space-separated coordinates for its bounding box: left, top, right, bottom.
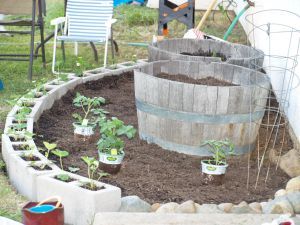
73, 122, 95, 136
201, 160, 228, 175
98, 151, 125, 165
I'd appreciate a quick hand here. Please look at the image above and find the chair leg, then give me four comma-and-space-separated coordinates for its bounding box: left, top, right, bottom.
104, 40, 109, 67
40, 21, 46, 68
52, 27, 58, 74
28, 0, 37, 80
89, 42, 98, 62
110, 27, 115, 61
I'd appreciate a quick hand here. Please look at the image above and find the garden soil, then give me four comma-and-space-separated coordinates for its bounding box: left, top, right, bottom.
35, 72, 292, 205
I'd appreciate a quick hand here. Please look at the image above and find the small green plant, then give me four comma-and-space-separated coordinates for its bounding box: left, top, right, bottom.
97, 117, 136, 155
0, 160, 6, 172
52, 149, 69, 170
56, 174, 71, 182
20, 143, 36, 161
81, 156, 109, 190
202, 139, 234, 165
68, 166, 80, 173
72, 93, 107, 126
131, 54, 137, 63
74, 57, 85, 77
43, 141, 57, 160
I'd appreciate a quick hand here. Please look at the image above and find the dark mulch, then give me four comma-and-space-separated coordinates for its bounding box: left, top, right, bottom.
34, 71, 291, 204
156, 73, 237, 86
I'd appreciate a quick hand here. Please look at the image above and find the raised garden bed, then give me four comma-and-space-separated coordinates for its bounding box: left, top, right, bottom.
149, 39, 264, 69
34, 70, 291, 205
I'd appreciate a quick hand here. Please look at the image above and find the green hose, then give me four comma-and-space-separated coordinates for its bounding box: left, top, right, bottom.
223, 4, 250, 41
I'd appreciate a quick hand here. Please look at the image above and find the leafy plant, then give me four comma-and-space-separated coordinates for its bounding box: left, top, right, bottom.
72, 93, 106, 126
43, 141, 57, 160
74, 57, 85, 77
97, 117, 136, 154
68, 166, 80, 173
52, 149, 69, 170
81, 156, 109, 190
56, 174, 71, 182
202, 139, 234, 165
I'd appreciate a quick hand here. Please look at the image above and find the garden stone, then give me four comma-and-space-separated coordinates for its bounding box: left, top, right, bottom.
286, 176, 300, 193
195, 204, 222, 213
230, 203, 257, 214
275, 189, 287, 198
151, 203, 161, 212
279, 149, 300, 177
176, 200, 196, 213
286, 192, 300, 213
262, 197, 294, 214
119, 196, 151, 212
218, 203, 233, 213
156, 202, 179, 213
249, 202, 262, 213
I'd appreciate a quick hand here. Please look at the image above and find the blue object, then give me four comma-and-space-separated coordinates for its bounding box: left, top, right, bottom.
29, 205, 56, 213
0, 80, 3, 91
114, 0, 144, 7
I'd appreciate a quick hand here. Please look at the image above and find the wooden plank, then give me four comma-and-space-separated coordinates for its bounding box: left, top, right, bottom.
180, 121, 192, 145
168, 81, 184, 111
221, 63, 234, 83
157, 78, 170, 108
240, 86, 252, 114
178, 61, 190, 75
182, 83, 195, 112
134, 71, 147, 102
187, 61, 199, 78
197, 63, 214, 79
145, 75, 159, 105
191, 122, 204, 145
227, 87, 244, 114
137, 110, 147, 135
193, 85, 207, 113
216, 87, 230, 114
146, 113, 159, 138
206, 86, 218, 114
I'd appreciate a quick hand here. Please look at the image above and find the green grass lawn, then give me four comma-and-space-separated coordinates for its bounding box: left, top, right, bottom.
0, 1, 246, 221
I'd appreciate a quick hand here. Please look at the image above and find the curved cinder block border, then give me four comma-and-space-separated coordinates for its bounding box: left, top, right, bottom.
1, 58, 299, 225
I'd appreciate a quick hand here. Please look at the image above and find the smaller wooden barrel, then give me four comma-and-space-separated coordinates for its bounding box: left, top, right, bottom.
149, 39, 264, 69
134, 60, 270, 156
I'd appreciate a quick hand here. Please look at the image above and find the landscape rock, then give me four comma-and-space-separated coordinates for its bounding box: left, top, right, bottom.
230, 202, 257, 214
286, 192, 300, 213
151, 203, 161, 212
156, 202, 179, 213
249, 202, 262, 213
195, 204, 223, 213
176, 200, 196, 213
119, 196, 151, 212
275, 189, 287, 198
262, 197, 294, 215
268, 148, 279, 164
218, 203, 234, 213
286, 176, 300, 193
279, 149, 300, 177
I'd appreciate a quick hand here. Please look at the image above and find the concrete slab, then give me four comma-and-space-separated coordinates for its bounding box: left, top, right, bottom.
0, 217, 23, 225
93, 213, 300, 225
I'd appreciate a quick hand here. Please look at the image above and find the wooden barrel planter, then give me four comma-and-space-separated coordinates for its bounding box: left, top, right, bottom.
149, 39, 264, 69
134, 60, 270, 156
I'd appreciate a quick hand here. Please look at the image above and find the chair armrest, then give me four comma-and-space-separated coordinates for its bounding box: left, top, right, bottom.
105, 18, 117, 27
51, 17, 66, 26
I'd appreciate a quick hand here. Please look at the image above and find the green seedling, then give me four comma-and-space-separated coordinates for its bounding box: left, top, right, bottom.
73, 93, 106, 126
43, 141, 57, 160
74, 57, 85, 77
52, 149, 69, 170
68, 166, 80, 173
81, 156, 109, 190
56, 174, 71, 182
202, 139, 234, 165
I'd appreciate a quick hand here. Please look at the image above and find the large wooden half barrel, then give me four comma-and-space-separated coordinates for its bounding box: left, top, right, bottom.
149, 39, 264, 69
134, 60, 270, 156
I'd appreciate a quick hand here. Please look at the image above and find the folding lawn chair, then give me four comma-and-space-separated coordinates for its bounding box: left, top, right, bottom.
0, 0, 46, 80
51, 0, 117, 74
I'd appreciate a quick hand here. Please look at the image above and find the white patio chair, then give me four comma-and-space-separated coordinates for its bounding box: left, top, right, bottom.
51, 0, 116, 74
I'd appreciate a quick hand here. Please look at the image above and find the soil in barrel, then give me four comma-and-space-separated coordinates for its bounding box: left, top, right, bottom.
35, 71, 292, 205
156, 73, 238, 86
181, 50, 227, 61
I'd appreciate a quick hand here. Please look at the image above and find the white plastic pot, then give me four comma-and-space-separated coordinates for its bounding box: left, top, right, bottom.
73, 122, 95, 136
98, 150, 125, 165
201, 160, 228, 175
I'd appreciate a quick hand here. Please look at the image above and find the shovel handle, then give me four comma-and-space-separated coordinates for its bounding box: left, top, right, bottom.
196, 0, 218, 30
37, 196, 62, 208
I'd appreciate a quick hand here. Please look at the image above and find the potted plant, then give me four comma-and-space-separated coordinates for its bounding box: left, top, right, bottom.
72, 93, 107, 142
97, 117, 136, 174
201, 139, 234, 185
